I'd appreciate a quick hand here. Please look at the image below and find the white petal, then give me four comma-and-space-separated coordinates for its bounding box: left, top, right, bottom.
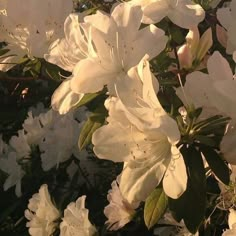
141, 0, 169, 24
92, 122, 146, 162
111, 3, 143, 40
163, 148, 187, 199
207, 51, 233, 82
70, 58, 113, 94
217, 7, 232, 30
129, 25, 167, 68
51, 78, 84, 114
168, 0, 205, 29
221, 123, 236, 164
119, 161, 168, 204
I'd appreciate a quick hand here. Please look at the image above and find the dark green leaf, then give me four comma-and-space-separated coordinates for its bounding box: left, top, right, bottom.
0, 48, 10, 56
200, 146, 230, 185
169, 145, 206, 233
144, 187, 168, 229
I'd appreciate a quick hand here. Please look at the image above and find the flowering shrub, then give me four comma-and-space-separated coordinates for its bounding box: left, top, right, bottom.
0, 0, 236, 235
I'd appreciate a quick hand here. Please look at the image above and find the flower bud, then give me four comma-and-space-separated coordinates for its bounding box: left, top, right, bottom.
177, 44, 193, 69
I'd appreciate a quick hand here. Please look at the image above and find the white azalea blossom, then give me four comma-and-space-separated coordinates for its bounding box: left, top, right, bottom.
39, 111, 81, 171
0, 0, 73, 71
69, 3, 168, 95
0, 151, 25, 197
217, 0, 236, 54
9, 130, 31, 159
92, 58, 187, 204
25, 184, 60, 236
60, 195, 97, 236
45, 13, 90, 114
104, 178, 139, 230
129, 0, 205, 28
176, 51, 236, 119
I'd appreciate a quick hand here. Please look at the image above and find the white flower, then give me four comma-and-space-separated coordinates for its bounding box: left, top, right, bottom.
60, 195, 97, 236
45, 13, 91, 114
70, 3, 167, 95
176, 51, 236, 119
217, 1, 236, 54
104, 178, 139, 230
0, 152, 25, 197
0, 0, 73, 71
9, 130, 31, 159
92, 58, 187, 204
39, 112, 81, 171
23, 111, 45, 145
25, 184, 60, 236
47, 3, 167, 114
129, 0, 205, 29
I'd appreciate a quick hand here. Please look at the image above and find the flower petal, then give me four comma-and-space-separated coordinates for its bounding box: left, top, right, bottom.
163, 147, 187, 199
168, 0, 205, 29
51, 78, 84, 114
119, 161, 167, 204
70, 58, 113, 94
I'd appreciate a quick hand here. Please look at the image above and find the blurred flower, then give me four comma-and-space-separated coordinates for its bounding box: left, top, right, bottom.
93, 58, 187, 204
39, 112, 81, 171
216, 24, 228, 48
129, 0, 205, 28
9, 130, 31, 159
217, 1, 236, 54
0, 0, 73, 71
25, 184, 60, 236
104, 178, 139, 230
60, 195, 97, 236
0, 151, 25, 197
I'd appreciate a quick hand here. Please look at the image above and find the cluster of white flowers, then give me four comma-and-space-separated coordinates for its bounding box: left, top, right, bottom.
2, 0, 236, 235
0, 104, 88, 196
25, 184, 97, 236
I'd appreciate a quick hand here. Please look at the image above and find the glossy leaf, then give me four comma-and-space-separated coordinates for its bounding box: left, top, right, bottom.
144, 187, 168, 229
200, 146, 230, 185
169, 145, 206, 233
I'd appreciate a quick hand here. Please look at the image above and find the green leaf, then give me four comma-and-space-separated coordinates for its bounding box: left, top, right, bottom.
0, 48, 10, 56
76, 92, 102, 108
144, 187, 168, 229
78, 114, 105, 150
200, 146, 230, 185
169, 145, 206, 233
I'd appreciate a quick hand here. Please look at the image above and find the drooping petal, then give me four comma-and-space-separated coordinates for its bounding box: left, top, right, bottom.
119, 161, 168, 204
163, 147, 187, 199
51, 78, 84, 114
